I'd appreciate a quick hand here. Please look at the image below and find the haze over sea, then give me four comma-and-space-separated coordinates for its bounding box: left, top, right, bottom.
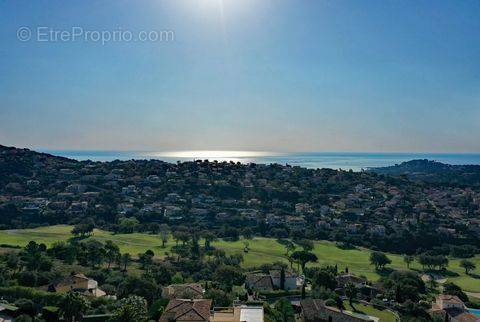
41, 150, 480, 171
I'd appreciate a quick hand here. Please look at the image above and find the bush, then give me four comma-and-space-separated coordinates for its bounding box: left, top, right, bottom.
15, 315, 32, 322
14, 298, 37, 316
258, 289, 302, 299
41, 306, 60, 322
18, 271, 37, 287
370, 298, 385, 310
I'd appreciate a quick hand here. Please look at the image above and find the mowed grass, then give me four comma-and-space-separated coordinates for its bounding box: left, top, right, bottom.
0, 225, 176, 256
342, 301, 397, 322
2, 225, 480, 292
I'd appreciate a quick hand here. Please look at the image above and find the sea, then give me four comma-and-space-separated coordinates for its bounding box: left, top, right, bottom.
41, 150, 480, 171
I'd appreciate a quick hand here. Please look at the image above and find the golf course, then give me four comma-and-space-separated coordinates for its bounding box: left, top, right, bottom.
1, 225, 480, 293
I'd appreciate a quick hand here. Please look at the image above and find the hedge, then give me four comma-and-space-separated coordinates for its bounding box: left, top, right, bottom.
0, 286, 64, 306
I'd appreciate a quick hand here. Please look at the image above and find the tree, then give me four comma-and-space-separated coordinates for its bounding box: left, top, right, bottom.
138, 250, 154, 270
418, 253, 449, 271
280, 241, 297, 270
443, 282, 468, 303
205, 288, 234, 307
105, 240, 120, 269
460, 259, 476, 275
118, 217, 139, 234
121, 253, 132, 272
282, 240, 296, 256
71, 222, 94, 238
117, 276, 159, 304
273, 298, 295, 322
202, 231, 217, 250
15, 298, 36, 316
146, 263, 173, 285
384, 271, 426, 303
280, 267, 286, 290
345, 282, 357, 311
109, 295, 148, 322
14, 315, 32, 322
296, 239, 314, 252
5, 252, 20, 272
159, 224, 169, 248
191, 235, 201, 259
312, 267, 337, 291
80, 239, 106, 268
290, 251, 318, 273
171, 272, 183, 284
369, 252, 391, 270
60, 292, 90, 322
213, 265, 245, 291
403, 255, 414, 269
173, 231, 190, 245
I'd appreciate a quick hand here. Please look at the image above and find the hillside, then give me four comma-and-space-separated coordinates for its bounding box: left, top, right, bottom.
369, 159, 480, 186
1, 145, 480, 255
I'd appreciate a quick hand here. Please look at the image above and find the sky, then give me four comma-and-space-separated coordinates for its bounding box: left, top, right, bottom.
0, 0, 479, 153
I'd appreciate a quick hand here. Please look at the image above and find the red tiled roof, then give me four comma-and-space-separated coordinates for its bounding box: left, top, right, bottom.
159, 299, 212, 322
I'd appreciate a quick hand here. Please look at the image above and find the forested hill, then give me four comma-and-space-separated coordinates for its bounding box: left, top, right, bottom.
0, 144, 77, 181
368, 159, 480, 187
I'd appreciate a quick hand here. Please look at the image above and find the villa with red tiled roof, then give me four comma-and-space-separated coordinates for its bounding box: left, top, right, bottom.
430, 295, 480, 322
159, 299, 212, 322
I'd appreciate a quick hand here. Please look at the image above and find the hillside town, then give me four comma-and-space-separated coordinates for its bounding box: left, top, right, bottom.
1, 145, 480, 255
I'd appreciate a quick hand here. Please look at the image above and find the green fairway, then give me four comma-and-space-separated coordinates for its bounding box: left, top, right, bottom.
0, 225, 177, 256
2, 225, 480, 292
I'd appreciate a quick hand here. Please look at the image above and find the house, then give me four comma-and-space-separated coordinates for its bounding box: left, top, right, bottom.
158, 299, 212, 322
336, 274, 377, 299
270, 270, 298, 290
122, 185, 138, 196
369, 225, 386, 236
265, 213, 283, 226
211, 305, 264, 322
430, 295, 480, 322
316, 220, 331, 230
300, 299, 374, 322
245, 274, 274, 292
286, 216, 306, 229
48, 273, 106, 297
295, 203, 313, 214
162, 283, 205, 299
335, 274, 366, 289
165, 205, 183, 219
66, 184, 87, 194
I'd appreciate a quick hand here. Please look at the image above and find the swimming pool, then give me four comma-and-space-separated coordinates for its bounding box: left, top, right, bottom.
468, 308, 480, 317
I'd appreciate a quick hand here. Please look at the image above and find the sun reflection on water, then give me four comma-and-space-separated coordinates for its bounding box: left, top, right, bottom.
146, 150, 278, 162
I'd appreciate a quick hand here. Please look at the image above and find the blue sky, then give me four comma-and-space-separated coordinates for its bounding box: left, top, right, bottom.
0, 0, 479, 152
